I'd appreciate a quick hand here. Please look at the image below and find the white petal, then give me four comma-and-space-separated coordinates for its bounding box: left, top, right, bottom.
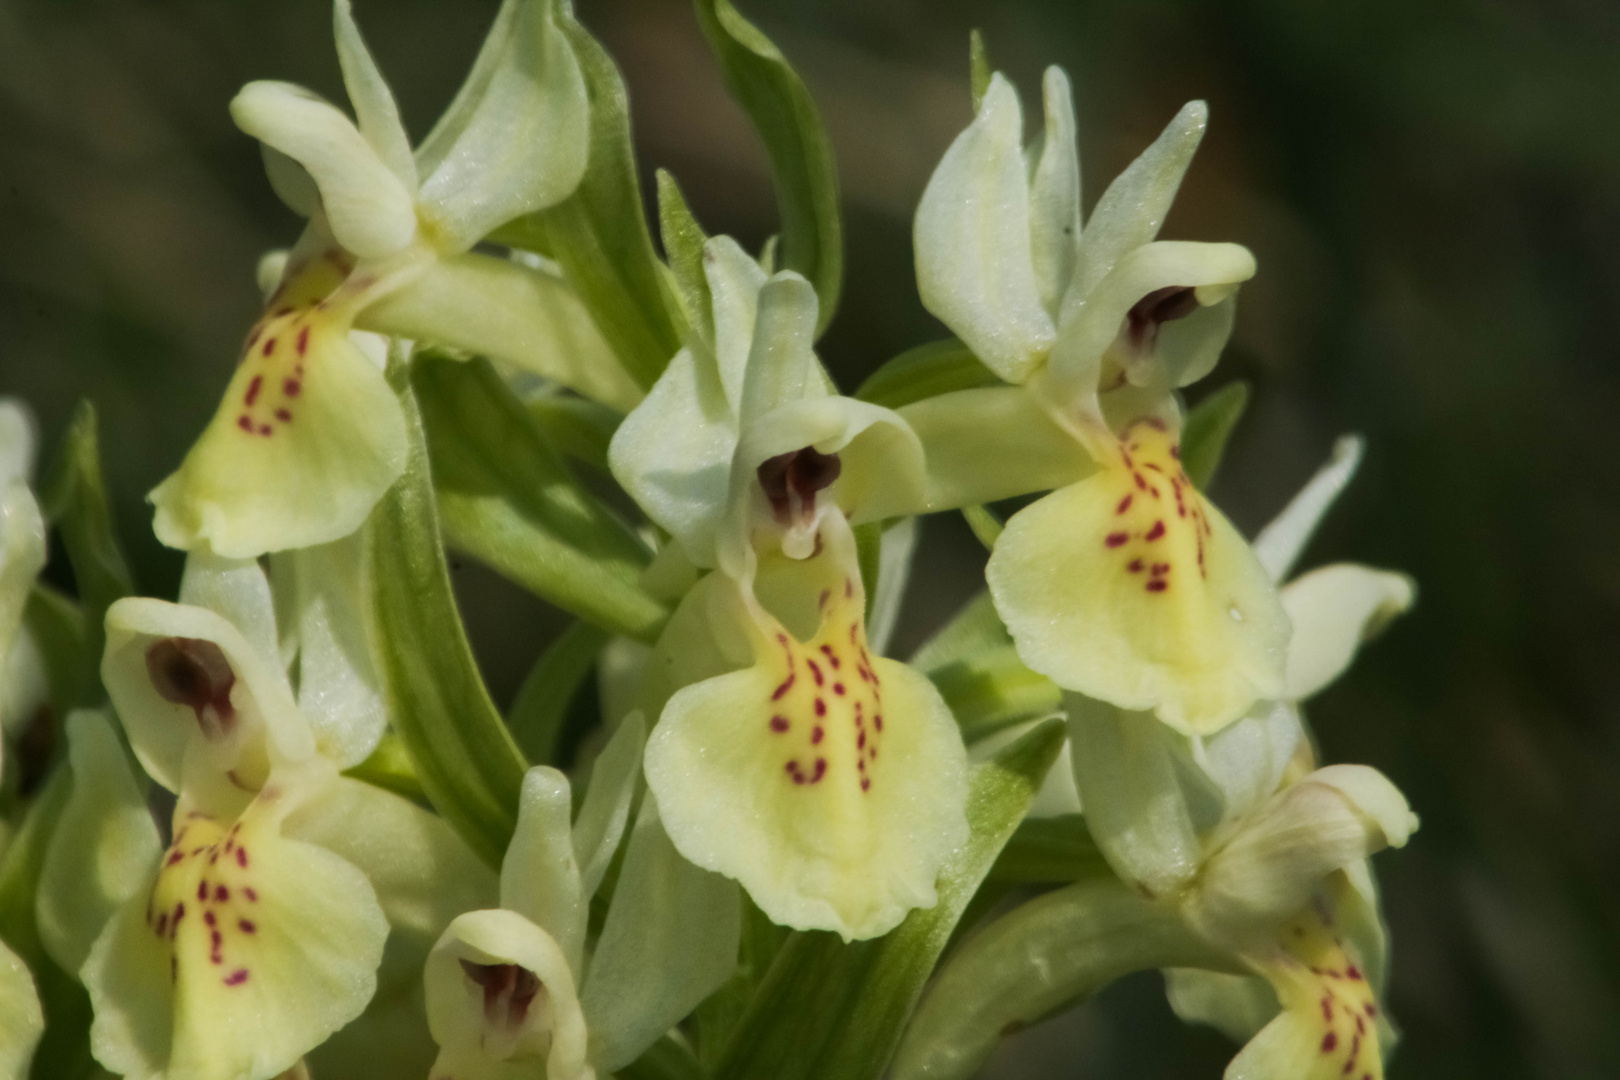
0, 940, 42, 1080
608, 348, 736, 567
0, 481, 46, 681
37, 711, 164, 976
1199, 699, 1304, 826
1069, 100, 1207, 300
580, 795, 740, 1072
1282, 564, 1416, 701
706, 236, 772, 414
414, 0, 589, 251
1252, 436, 1364, 582
1028, 67, 1082, 316
332, 0, 416, 189
571, 712, 644, 899
501, 767, 586, 973
179, 551, 283, 670
1066, 693, 1203, 899
736, 273, 822, 427
232, 81, 418, 258
288, 534, 389, 769
914, 74, 1055, 384
0, 398, 38, 486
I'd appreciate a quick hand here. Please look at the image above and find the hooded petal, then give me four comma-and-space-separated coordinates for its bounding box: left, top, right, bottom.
1253, 436, 1363, 583
231, 81, 418, 258
0, 940, 42, 1080
36, 711, 164, 976
1027, 67, 1082, 316
424, 909, 591, 1080
914, 73, 1055, 384
1282, 565, 1415, 701
150, 282, 408, 558
644, 515, 970, 939
84, 758, 389, 1080
413, 0, 589, 251
1043, 240, 1255, 418
179, 552, 282, 668
332, 0, 416, 189
1068, 101, 1207, 300
1189, 765, 1415, 947
103, 597, 311, 799
988, 418, 1289, 735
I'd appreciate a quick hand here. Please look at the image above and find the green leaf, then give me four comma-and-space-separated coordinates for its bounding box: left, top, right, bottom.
369, 356, 529, 869
889, 877, 1235, 1080
709, 719, 1067, 1080
413, 354, 668, 642
21, 585, 88, 725
40, 401, 133, 702
693, 0, 842, 335
507, 620, 609, 766
986, 814, 1109, 885
0, 767, 98, 1080
619, 1033, 704, 1080
524, 391, 623, 473
969, 30, 992, 112
492, 10, 682, 390
960, 504, 1003, 551
909, 590, 1011, 674
1180, 380, 1250, 489
853, 520, 883, 627
854, 339, 1003, 410
656, 169, 714, 351
928, 644, 1060, 743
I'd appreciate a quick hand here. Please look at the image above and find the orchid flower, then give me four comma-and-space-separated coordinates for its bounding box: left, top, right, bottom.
83, 550, 494, 1080
426, 727, 740, 1079
609, 236, 969, 940
1062, 437, 1417, 1078
909, 68, 1287, 735
149, 0, 622, 559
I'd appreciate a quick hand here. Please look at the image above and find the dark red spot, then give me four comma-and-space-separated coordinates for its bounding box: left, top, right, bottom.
757, 447, 842, 526
812, 758, 827, 783
1127, 559, 1144, 573
224, 969, 250, 986
244, 888, 258, 902
1145, 521, 1166, 541
1346, 965, 1363, 981
204, 912, 216, 927
874, 714, 883, 732
834, 682, 846, 696
820, 644, 841, 669
819, 589, 830, 609
155, 914, 168, 936
1364, 1003, 1378, 1017
858, 732, 867, 749
1146, 580, 1168, 593
172, 903, 185, 927
239, 919, 256, 934
236, 847, 248, 868
1321, 1033, 1338, 1053
1116, 494, 1133, 514
769, 715, 789, 733
244, 376, 263, 406
1321, 996, 1334, 1021
772, 672, 796, 701
1105, 532, 1128, 548
1134, 472, 1148, 491
262, 337, 277, 357
814, 699, 826, 717
197, 881, 208, 902
1344, 1035, 1361, 1072
274, 408, 292, 423
861, 778, 871, 792
1170, 445, 1181, 458
845, 578, 854, 599
807, 659, 824, 686
237, 414, 253, 432
1151, 563, 1170, 576
812, 726, 824, 744
296, 327, 310, 356
167, 850, 184, 865
215, 885, 230, 902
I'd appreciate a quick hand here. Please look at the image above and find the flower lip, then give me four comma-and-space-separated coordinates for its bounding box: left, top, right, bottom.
757, 447, 842, 527
1124, 286, 1199, 355
146, 637, 238, 740
460, 959, 546, 1032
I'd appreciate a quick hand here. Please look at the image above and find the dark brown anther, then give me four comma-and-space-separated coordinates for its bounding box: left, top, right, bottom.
460, 960, 544, 1031
757, 447, 842, 525
1125, 285, 1200, 354
146, 637, 238, 739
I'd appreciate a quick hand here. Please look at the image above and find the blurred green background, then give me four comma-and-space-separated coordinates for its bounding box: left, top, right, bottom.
3, 0, 1618, 1076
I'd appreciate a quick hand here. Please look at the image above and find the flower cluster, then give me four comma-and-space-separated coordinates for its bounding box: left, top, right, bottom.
0, 5, 1418, 1080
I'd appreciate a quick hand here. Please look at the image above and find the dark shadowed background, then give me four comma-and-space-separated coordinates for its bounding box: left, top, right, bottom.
3, 1, 1618, 1076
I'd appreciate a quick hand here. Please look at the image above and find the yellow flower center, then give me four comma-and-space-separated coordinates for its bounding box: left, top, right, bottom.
1272, 898, 1384, 1080
1096, 417, 1213, 596
147, 805, 270, 990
